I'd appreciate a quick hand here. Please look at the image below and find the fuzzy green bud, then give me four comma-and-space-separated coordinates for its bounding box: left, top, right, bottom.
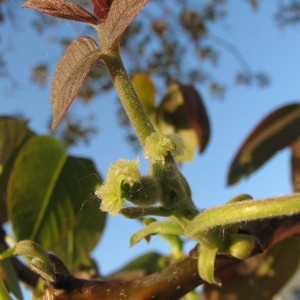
122, 176, 162, 207
150, 162, 186, 208
144, 133, 184, 163
95, 158, 141, 216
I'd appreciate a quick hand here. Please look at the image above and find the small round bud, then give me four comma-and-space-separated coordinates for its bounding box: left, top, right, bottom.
123, 176, 162, 207
227, 194, 253, 204
228, 233, 256, 259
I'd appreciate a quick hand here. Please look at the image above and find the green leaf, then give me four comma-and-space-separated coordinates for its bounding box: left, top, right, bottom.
130, 219, 184, 246
0, 117, 33, 166
50, 157, 106, 270
5, 240, 59, 284
7, 136, 106, 270
8, 135, 67, 242
228, 103, 300, 185
103, 0, 150, 49
198, 244, 220, 285
0, 117, 34, 224
132, 73, 156, 114
4, 240, 49, 261
51, 36, 102, 129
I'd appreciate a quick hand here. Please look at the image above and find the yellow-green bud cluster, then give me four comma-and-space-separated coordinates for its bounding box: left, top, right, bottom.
95, 158, 140, 216
144, 133, 184, 164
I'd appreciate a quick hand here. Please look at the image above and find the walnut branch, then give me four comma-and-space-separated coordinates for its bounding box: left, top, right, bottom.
43, 214, 300, 300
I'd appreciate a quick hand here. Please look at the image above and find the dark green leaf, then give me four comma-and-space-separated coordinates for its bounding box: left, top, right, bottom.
50, 156, 106, 270
0, 117, 33, 166
7, 136, 105, 270
228, 103, 300, 185
8, 135, 67, 242
0, 117, 34, 224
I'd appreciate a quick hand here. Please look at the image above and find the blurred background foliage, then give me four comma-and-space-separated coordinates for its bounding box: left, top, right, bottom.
1, 0, 300, 147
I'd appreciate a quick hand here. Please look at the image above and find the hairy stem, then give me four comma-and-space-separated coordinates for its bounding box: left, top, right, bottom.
98, 31, 156, 146
186, 194, 300, 238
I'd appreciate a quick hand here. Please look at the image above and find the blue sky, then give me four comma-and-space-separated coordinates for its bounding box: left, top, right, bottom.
1, 0, 300, 291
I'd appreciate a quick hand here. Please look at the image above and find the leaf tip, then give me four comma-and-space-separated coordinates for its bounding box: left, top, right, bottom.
51, 120, 58, 131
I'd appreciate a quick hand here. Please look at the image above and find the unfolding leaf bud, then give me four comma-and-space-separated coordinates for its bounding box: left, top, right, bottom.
228, 233, 256, 260
227, 194, 253, 204
122, 176, 162, 207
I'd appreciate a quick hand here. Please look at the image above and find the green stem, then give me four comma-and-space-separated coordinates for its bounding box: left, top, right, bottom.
186, 194, 300, 238
98, 29, 156, 145
96, 27, 198, 217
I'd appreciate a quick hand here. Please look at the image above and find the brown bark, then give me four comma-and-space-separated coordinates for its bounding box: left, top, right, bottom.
43, 214, 300, 300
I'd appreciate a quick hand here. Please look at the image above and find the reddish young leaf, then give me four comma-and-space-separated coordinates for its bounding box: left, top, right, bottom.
51, 36, 102, 130
22, 0, 99, 26
102, 0, 150, 48
92, 0, 113, 19
228, 103, 300, 185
